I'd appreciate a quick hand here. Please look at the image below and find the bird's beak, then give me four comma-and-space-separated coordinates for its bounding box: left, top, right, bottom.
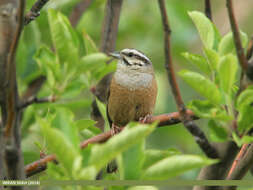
109, 51, 121, 59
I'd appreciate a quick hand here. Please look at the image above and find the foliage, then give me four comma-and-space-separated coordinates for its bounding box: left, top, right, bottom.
16, 0, 253, 189
179, 11, 253, 144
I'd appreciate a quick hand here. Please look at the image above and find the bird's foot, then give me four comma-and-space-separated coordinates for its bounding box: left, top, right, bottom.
139, 114, 152, 124
111, 124, 121, 136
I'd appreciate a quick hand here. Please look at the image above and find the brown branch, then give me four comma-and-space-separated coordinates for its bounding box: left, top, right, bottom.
25, 110, 197, 177
246, 36, 253, 60
19, 95, 56, 110
25, 154, 56, 177
69, 0, 93, 27
226, 0, 248, 71
225, 143, 253, 190
21, 75, 46, 100
157, 0, 218, 159
0, 0, 26, 185
100, 0, 123, 53
204, 0, 212, 21
24, 0, 49, 25
227, 143, 249, 179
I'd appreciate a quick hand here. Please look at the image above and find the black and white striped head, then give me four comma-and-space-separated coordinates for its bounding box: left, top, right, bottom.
110, 48, 153, 72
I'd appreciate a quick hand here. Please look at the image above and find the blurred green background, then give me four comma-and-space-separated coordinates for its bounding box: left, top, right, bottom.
19, 0, 253, 189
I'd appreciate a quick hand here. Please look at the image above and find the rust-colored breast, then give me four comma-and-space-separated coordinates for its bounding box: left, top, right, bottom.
108, 75, 157, 126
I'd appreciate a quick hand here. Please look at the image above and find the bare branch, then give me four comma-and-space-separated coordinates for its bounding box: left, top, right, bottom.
25, 110, 197, 176
226, 0, 248, 71
0, 0, 26, 184
19, 95, 56, 110
227, 143, 249, 179
21, 75, 46, 100
204, 0, 212, 21
25, 154, 57, 177
69, 0, 93, 27
24, 0, 49, 25
157, 0, 218, 159
225, 143, 253, 190
100, 0, 123, 53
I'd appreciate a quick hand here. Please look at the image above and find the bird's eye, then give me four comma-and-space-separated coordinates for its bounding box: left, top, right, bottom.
128, 52, 133, 57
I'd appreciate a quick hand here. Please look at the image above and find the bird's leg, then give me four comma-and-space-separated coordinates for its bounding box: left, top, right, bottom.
111, 123, 121, 136
139, 114, 152, 124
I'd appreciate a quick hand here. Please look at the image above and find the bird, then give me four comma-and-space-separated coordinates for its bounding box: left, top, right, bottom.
107, 48, 158, 133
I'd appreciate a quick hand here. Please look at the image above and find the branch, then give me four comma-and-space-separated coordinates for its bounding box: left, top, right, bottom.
0, 0, 27, 184
226, 0, 248, 71
157, 0, 218, 159
246, 36, 253, 60
19, 95, 56, 110
225, 143, 253, 190
25, 154, 56, 177
21, 75, 46, 100
24, 0, 49, 25
25, 110, 197, 177
204, 0, 212, 21
227, 143, 249, 179
69, 0, 93, 27
100, 0, 123, 53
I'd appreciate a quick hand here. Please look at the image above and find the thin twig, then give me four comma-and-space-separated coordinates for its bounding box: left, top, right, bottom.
225, 143, 253, 190
25, 110, 197, 176
246, 36, 253, 60
227, 143, 249, 178
157, 0, 218, 159
21, 75, 46, 100
69, 0, 93, 27
226, 0, 248, 71
19, 95, 56, 110
24, 0, 49, 25
25, 154, 57, 177
204, 0, 212, 21
100, 0, 123, 53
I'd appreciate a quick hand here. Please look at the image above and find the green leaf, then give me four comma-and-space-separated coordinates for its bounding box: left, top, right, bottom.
208, 120, 228, 142
182, 52, 211, 74
188, 11, 215, 49
218, 31, 248, 55
80, 53, 109, 72
204, 48, 220, 71
236, 88, 253, 110
82, 29, 99, 54
232, 133, 253, 147
178, 70, 221, 104
142, 155, 217, 180
188, 100, 231, 121
237, 105, 253, 133
48, 9, 80, 66
89, 122, 156, 171
120, 141, 145, 179
52, 108, 80, 148
143, 149, 180, 169
38, 117, 79, 174
218, 54, 238, 95
75, 119, 97, 131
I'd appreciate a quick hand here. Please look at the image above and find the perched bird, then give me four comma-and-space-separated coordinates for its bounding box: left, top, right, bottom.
107, 48, 158, 133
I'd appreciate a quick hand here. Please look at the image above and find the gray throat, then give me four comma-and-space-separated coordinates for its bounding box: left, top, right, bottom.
114, 68, 153, 90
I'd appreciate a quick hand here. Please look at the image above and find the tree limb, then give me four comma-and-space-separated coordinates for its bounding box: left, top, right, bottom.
225, 143, 253, 190
100, 0, 123, 53
226, 0, 248, 71
69, 0, 93, 27
157, 0, 218, 159
19, 95, 56, 110
24, 0, 49, 25
0, 0, 26, 186
204, 0, 212, 21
